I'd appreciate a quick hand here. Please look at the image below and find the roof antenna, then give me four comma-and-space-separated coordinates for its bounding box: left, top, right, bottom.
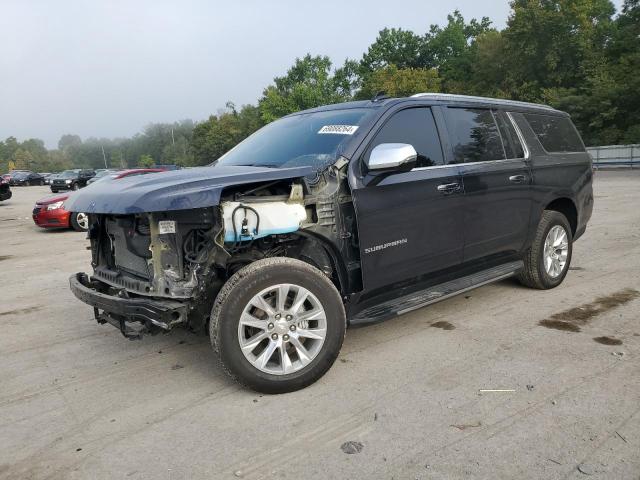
371, 91, 389, 102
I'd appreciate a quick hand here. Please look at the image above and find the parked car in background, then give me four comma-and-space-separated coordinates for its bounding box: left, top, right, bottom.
9, 171, 45, 186
2, 170, 28, 183
32, 193, 89, 231
45, 173, 61, 185
0, 177, 12, 202
41, 173, 56, 184
50, 169, 95, 192
34, 168, 168, 232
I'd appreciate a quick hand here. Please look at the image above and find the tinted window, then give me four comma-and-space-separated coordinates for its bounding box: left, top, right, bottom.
444, 108, 506, 163
523, 113, 584, 153
367, 107, 443, 168
496, 112, 525, 158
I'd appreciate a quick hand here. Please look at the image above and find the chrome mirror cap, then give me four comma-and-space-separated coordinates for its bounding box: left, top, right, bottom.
367, 143, 417, 171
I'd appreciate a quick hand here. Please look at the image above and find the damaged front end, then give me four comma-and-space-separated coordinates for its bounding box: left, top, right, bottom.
69, 168, 358, 339
70, 206, 225, 339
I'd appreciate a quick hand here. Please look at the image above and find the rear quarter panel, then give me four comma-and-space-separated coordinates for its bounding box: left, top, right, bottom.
511, 112, 594, 243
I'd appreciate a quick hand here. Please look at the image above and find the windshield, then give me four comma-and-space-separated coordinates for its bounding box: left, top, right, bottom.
58, 170, 79, 179
216, 108, 375, 169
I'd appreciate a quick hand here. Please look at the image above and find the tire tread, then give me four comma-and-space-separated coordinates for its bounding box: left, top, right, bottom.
518, 210, 571, 289
210, 257, 345, 393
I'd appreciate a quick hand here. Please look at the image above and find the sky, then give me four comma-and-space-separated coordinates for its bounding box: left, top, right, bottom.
0, 0, 624, 148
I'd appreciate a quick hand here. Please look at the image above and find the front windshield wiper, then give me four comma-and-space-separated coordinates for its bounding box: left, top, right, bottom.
227, 164, 280, 169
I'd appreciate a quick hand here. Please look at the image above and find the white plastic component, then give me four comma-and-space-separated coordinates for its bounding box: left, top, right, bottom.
221, 201, 307, 243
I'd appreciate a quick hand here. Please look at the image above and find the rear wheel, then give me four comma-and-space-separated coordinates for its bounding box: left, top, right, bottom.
518, 210, 573, 289
70, 212, 89, 231
210, 257, 346, 393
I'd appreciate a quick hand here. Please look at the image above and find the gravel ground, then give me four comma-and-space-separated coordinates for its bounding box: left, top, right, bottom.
1, 171, 639, 480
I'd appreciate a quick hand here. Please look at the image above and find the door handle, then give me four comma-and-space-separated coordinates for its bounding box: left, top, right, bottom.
509, 175, 527, 184
437, 182, 461, 195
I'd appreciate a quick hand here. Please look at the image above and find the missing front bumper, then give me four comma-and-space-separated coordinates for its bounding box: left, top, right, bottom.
69, 273, 189, 339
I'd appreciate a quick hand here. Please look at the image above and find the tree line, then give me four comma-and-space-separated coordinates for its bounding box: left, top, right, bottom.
1, 0, 638, 174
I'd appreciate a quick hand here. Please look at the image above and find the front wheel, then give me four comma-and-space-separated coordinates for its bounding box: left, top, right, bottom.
210, 257, 346, 393
518, 210, 573, 289
71, 183, 79, 191
70, 212, 89, 231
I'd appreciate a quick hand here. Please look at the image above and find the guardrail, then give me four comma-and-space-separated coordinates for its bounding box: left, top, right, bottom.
587, 144, 640, 169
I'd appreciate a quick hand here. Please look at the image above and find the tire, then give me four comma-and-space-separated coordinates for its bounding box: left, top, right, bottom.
71, 183, 79, 191
210, 257, 346, 394
518, 210, 573, 289
70, 212, 89, 231
51, 189, 58, 193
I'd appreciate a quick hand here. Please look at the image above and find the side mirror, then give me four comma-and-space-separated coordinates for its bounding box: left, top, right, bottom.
367, 143, 417, 171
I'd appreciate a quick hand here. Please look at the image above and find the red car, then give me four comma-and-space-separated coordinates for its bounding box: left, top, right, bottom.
32, 193, 88, 231
32, 168, 168, 231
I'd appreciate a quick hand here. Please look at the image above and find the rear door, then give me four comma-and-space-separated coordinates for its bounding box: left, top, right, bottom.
352, 106, 465, 292
442, 107, 532, 262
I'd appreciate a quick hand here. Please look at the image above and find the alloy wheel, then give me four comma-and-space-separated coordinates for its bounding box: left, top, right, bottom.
75, 212, 89, 230
543, 225, 569, 278
237, 283, 327, 375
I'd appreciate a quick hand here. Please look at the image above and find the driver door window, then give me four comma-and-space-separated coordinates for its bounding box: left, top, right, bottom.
366, 107, 444, 168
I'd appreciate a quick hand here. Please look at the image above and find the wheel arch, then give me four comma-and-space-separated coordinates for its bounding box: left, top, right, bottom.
544, 197, 578, 236
293, 231, 350, 296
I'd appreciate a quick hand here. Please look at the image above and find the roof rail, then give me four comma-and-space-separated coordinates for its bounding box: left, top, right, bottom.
409, 93, 556, 111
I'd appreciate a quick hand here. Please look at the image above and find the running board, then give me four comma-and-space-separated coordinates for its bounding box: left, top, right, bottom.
350, 260, 523, 326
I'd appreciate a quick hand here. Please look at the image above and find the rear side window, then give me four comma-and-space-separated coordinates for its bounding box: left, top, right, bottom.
367, 107, 444, 168
496, 112, 525, 158
444, 108, 506, 164
523, 114, 585, 153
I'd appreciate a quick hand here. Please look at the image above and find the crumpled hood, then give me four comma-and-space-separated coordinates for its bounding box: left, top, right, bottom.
64, 164, 316, 214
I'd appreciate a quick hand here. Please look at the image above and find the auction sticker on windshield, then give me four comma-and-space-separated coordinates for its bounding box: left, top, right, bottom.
318, 125, 359, 135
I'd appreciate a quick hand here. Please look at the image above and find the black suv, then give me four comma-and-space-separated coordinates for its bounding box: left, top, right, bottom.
51, 169, 96, 192
8, 171, 45, 186
67, 94, 593, 393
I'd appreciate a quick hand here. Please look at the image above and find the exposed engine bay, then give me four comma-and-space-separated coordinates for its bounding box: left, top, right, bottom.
81, 164, 361, 337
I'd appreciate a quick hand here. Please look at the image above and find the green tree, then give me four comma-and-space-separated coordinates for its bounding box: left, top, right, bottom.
13, 148, 34, 170
465, 31, 510, 97
359, 65, 441, 98
602, 0, 640, 143
358, 13, 492, 95
58, 134, 82, 151
501, 0, 615, 101
191, 103, 263, 165
138, 154, 154, 167
258, 55, 355, 123
423, 10, 494, 92
360, 28, 425, 71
